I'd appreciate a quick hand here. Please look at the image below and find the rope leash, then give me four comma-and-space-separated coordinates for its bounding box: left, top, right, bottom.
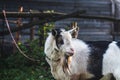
3, 10, 40, 62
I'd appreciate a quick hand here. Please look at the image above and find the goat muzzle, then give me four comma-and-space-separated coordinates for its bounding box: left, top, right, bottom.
66, 52, 74, 56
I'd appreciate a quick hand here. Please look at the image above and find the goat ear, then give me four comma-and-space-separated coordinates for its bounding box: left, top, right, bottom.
52, 29, 57, 36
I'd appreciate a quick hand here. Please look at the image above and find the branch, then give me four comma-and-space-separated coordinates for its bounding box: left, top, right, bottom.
0, 11, 66, 18
0, 10, 86, 36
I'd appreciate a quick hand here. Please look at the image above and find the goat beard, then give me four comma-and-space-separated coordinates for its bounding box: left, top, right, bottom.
62, 54, 72, 74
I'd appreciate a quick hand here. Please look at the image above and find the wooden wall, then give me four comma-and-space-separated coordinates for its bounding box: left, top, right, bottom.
113, 0, 120, 41
0, 0, 115, 41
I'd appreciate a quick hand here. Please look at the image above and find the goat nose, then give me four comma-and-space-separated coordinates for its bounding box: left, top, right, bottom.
70, 48, 74, 52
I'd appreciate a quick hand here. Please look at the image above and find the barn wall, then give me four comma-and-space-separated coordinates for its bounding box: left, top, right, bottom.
0, 0, 114, 41
113, 0, 120, 41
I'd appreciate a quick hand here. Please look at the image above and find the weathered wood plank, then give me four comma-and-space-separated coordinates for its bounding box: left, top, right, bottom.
78, 35, 113, 41
34, 0, 110, 4
79, 31, 110, 35
55, 21, 111, 28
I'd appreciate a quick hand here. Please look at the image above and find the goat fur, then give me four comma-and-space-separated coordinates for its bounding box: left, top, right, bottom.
44, 31, 93, 80
102, 41, 120, 80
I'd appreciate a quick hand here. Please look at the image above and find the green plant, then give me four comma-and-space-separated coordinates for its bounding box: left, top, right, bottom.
0, 39, 54, 80
43, 23, 55, 38
0, 23, 55, 80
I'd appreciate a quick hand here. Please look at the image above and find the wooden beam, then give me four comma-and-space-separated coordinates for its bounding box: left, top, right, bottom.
0, 11, 66, 18
0, 10, 86, 36
75, 15, 120, 22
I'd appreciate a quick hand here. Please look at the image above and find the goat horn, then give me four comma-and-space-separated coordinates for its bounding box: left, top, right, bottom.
68, 27, 77, 33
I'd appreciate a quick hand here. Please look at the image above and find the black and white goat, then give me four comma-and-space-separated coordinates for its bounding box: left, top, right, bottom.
44, 28, 120, 80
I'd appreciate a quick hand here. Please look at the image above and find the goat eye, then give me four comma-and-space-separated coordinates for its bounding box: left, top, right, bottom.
58, 37, 64, 44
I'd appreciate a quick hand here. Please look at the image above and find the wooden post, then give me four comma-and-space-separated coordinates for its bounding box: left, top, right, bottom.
30, 27, 35, 40
13, 6, 23, 53
15, 6, 23, 43
30, 18, 35, 40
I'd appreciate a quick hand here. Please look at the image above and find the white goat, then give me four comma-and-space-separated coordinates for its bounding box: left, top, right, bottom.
44, 28, 91, 80
102, 41, 120, 80
44, 28, 120, 80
